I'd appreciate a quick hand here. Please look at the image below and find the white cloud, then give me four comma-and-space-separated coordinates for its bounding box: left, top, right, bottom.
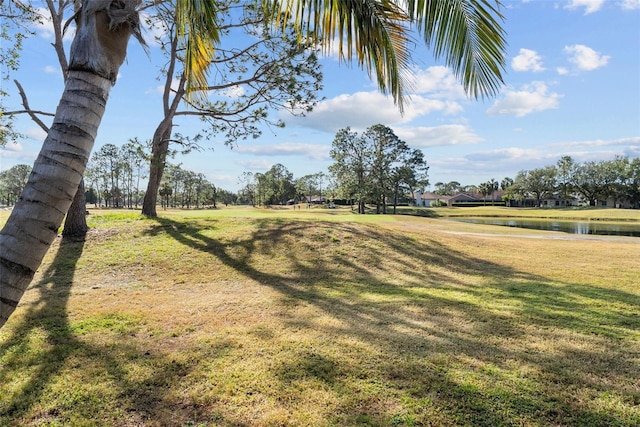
285, 90, 461, 133
219, 85, 246, 98
556, 67, 569, 75
411, 66, 467, 99
425, 151, 549, 183
465, 147, 542, 162
147, 78, 181, 95
32, 7, 75, 41
394, 125, 483, 148
207, 172, 239, 189
565, 0, 605, 14
451, 138, 640, 179
236, 159, 273, 171
33, 8, 162, 47
283, 92, 399, 132
234, 142, 329, 161
621, 0, 640, 10
564, 44, 610, 71
26, 127, 48, 142
0, 140, 38, 165
32, 7, 54, 39
474, 137, 640, 163
511, 48, 545, 72
487, 82, 562, 117
44, 65, 58, 74
550, 136, 640, 148
280, 65, 468, 134
140, 12, 168, 46
1, 140, 24, 153
450, 146, 590, 179
317, 37, 344, 62
624, 145, 640, 157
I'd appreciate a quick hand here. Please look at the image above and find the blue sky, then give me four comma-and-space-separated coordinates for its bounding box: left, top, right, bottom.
1, 0, 639, 192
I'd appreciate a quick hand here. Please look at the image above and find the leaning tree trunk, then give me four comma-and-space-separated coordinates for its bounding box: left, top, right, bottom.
63, 179, 89, 238
141, 121, 172, 217
0, 0, 139, 328
141, 71, 185, 217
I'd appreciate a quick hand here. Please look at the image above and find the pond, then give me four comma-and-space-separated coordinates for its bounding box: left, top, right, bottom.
448, 218, 640, 237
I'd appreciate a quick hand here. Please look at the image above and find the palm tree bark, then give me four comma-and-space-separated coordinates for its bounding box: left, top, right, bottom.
0, 0, 140, 328
0, 71, 112, 326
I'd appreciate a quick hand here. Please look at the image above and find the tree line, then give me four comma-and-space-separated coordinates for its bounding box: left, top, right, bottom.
433, 156, 640, 208
237, 167, 327, 207
5, 152, 638, 212
0, 138, 238, 211
508, 156, 640, 208
83, 140, 237, 210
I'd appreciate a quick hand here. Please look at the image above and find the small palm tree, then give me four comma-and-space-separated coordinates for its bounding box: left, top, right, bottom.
0, 0, 506, 328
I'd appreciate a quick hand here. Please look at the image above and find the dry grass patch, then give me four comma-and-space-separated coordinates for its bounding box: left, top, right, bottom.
1, 209, 638, 426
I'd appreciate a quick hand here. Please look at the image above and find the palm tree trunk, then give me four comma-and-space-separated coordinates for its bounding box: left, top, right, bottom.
0, 0, 140, 328
0, 71, 112, 327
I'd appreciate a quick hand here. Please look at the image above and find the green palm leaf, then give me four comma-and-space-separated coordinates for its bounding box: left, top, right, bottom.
175, 0, 221, 98
267, 0, 413, 110
175, 0, 506, 107
407, 0, 506, 99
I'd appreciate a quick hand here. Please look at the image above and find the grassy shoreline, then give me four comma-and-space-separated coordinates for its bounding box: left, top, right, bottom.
393, 205, 640, 222
1, 207, 639, 426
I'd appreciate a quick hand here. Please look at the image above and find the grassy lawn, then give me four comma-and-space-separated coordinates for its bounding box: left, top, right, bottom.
0, 206, 639, 426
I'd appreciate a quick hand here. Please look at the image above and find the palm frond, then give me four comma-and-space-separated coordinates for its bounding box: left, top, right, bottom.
407, 0, 506, 99
175, 0, 221, 99
266, 0, 413, 111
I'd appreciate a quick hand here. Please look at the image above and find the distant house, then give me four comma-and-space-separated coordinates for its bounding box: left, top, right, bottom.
540, 197, 580, 208
416, 189, 635, 209
309, 196, 327, 204
414, 191, 450, 207
448, 192, 481, 205
599, 197, 632, 209
415, 190, 506, 207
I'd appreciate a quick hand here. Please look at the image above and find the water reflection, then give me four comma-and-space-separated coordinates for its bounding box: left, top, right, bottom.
449, 218, 640, 237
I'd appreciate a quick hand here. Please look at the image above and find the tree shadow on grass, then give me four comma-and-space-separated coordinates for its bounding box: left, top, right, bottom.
0, 235, 225, 425
146, 216, 640, 426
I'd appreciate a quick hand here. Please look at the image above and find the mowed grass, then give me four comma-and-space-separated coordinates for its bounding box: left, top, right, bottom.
0, 206, 639, 426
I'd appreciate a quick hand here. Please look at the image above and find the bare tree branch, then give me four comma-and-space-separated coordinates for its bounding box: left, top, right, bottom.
9, 79, 53, 133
